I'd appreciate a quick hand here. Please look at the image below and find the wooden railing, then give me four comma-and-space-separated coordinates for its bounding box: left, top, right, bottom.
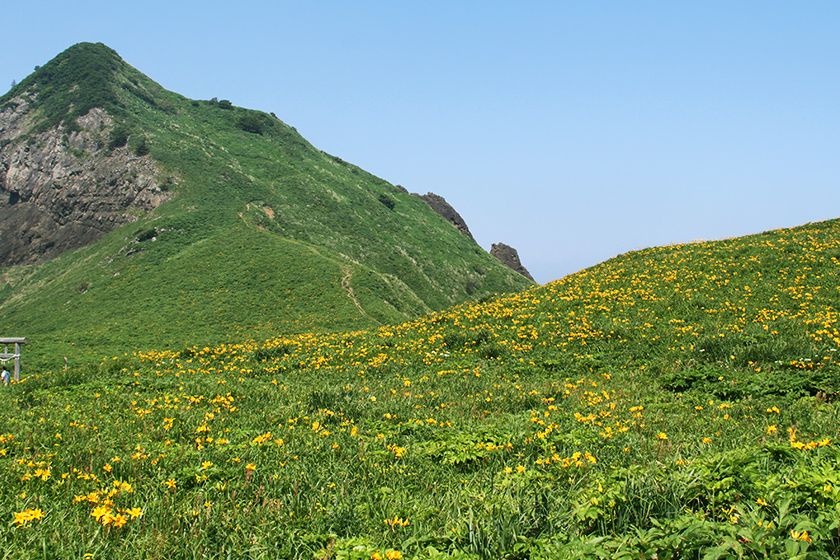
1, 338, 26, 382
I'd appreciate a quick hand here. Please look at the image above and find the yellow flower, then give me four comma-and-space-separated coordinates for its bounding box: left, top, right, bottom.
656, 432, 668, 441
385, 551, 403, 560
790, 529, 812, 543
384, 516, 410, 528
12, 508, 45, 526
113, 480, 133, 493
766, 425, 778, 435
126, 507, 143, 519
165, 479, 176, 489
387, 444, 406, 458
91, 505, 114, 525
251, 432, 272, 445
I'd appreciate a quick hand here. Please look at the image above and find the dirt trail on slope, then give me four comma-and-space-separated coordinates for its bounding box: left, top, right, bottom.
341, 266, 377, 323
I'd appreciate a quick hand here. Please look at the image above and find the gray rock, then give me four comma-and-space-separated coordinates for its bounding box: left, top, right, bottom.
0, 99, 170, 266
417, 192, 474, 241
490, 242, 535, 282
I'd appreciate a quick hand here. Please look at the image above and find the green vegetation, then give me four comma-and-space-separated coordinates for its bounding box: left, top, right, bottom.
0, 219, 837, 558
0, 43, 167, 133
0, 43, 530, 367
108, 124, 130, 149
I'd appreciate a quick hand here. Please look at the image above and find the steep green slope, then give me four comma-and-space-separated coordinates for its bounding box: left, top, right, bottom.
0, 43, 531, 365
0, 219, 837, 558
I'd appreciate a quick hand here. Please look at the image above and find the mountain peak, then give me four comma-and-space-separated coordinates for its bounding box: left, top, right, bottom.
16, 41, 125, 94
58, 41, 123, 63
1, 42, 156, 132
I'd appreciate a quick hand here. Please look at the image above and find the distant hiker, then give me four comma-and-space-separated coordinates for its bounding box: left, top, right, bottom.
1, 366, 9, 385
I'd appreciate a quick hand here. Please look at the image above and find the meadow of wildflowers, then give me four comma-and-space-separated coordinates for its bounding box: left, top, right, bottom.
1, 219, 838, 559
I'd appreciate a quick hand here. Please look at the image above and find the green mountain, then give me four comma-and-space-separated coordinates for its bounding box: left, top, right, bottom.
0, 43, 532, 365
0, 219, 837, 558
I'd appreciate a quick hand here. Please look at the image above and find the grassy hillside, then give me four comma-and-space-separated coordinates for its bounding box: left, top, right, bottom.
0, 43, 531, 366
1, 219, 837, 558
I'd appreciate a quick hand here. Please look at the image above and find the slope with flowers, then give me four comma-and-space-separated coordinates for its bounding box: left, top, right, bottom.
1, 219, 838, 559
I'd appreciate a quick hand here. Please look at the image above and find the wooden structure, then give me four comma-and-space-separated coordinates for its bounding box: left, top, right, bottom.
1, 337, 26, 382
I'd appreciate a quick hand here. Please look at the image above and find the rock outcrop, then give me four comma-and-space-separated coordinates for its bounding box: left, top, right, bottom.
490, 242, 535, 282
0, 98, 169, 266
417, 192, 475, 241
415, 191, 534, 282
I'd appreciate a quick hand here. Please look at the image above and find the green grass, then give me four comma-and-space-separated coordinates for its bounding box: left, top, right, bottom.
0, 43, 531, 367
0, 218, 837, 559
1, 43, 126, 132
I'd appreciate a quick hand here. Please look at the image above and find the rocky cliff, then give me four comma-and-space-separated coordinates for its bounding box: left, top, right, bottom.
0, 96, 168, 266
417, 191, 534, 282
416, 192, 475, 241
490, 242, 535, 282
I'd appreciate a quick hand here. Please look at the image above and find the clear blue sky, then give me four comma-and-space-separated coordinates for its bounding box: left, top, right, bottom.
3, 2, 838, 283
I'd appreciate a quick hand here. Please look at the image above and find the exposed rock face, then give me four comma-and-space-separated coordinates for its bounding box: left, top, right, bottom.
490, 242, 535, 282
0, 98, 169, 266
415, 191, 535, 282
417, 192, 475, 241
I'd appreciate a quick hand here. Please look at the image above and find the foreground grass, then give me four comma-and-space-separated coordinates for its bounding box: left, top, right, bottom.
0, 219, 838, 559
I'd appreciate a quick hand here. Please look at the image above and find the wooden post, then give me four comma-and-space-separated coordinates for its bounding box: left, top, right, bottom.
14, 342, 20, 382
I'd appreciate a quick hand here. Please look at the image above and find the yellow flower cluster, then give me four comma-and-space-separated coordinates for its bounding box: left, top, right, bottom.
13, 508, 45, 527
383, 516, 410, 528
788, 427, 832, 450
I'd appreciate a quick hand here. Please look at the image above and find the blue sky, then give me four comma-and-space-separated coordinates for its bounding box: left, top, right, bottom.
2, 2, 838, 283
